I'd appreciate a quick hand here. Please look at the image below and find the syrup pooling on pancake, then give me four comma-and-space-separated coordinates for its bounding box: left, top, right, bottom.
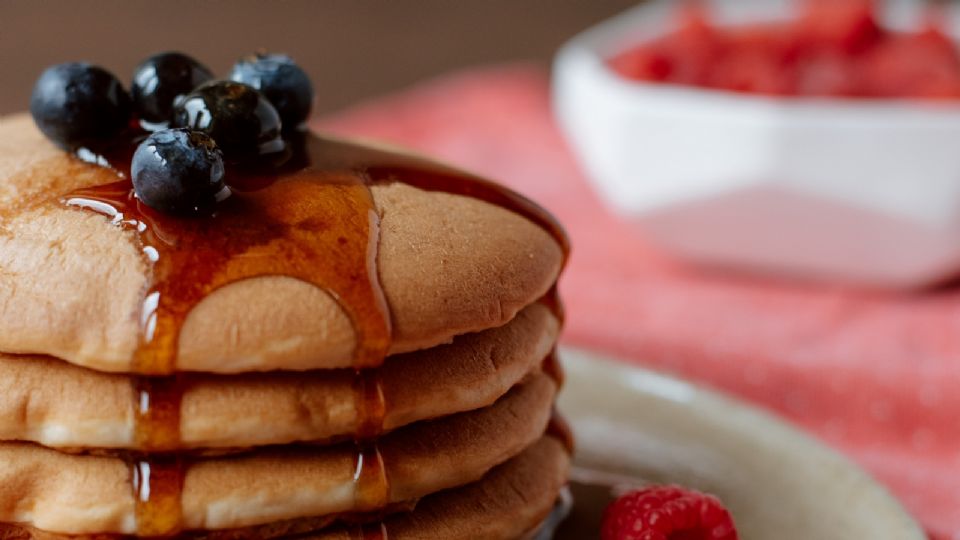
65, 138, 392, 377
64, 132, 569, 375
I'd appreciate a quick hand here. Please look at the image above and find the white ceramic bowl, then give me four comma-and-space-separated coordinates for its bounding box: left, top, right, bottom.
554, 0, 960, 288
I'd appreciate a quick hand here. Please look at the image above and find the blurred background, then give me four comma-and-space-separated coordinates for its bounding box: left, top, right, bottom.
0, 1, 635, 115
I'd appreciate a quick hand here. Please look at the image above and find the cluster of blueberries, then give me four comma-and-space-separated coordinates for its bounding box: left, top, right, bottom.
30, 52, 315, 214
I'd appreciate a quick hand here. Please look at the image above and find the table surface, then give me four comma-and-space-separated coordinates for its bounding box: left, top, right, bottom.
0, 0, 636, 116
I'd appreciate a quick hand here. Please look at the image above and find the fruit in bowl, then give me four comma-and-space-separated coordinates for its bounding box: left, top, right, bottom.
554, 0, 960, 288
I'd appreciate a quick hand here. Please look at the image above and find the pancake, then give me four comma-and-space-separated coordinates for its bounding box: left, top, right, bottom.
0, 436, 570, 540
0, 303, 558, 450
0, 374, 556, 535
310, 436, 570, 540
0, 112, 564, 374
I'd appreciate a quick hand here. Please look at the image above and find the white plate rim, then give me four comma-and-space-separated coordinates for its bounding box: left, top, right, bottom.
558, 346, 926, 539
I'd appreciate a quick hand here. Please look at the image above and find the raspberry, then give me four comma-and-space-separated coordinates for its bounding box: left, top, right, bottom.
601, 485, 739, 540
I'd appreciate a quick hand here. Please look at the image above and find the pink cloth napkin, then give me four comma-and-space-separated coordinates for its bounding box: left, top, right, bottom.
315, 65, 959, 539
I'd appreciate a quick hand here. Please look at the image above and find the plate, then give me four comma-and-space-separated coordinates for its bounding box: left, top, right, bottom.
553, 347, 925, 539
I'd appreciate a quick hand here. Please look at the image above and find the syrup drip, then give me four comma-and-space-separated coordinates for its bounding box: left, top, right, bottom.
130, 456, 184, 537
353, 369, 387, 440
352, 369, 390, 522
352, 444, 390, 512
133, 376, 183, 451
62, 132, 569, 537
131, 377, 186, 536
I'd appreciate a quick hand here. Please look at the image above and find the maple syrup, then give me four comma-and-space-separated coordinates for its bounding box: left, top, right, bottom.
352, 369, 390, 527
130, 455, 185, 537
352, 443, 390, 512
66, 162, 392, 377
62, 131, 570, 537
353, 369, 387, 440
133, 376, 184, 451
130, 376, 187, 536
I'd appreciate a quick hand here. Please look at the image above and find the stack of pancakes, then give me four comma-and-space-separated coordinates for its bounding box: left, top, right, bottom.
0, 113, 571, 539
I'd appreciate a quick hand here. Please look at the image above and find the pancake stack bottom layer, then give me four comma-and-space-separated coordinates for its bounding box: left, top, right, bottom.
0, 113, 572, 539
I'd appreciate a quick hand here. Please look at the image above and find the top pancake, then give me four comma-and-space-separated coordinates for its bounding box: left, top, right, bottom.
0, 113, 564, 374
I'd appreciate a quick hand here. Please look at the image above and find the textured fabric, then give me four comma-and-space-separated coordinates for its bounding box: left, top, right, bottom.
315, 65, 957, 540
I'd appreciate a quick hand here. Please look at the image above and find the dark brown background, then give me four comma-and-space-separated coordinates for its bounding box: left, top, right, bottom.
0, 1, 638, 117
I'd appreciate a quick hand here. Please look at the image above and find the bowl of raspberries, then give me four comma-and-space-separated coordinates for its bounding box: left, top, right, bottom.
554, 0, 960, 288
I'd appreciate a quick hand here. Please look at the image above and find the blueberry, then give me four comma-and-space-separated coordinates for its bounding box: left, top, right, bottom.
30, 62, 132, 149
132, 52, 213, 124
132, 128, 226, 215
229, 53, 313, 131
171, 80, 284, 158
